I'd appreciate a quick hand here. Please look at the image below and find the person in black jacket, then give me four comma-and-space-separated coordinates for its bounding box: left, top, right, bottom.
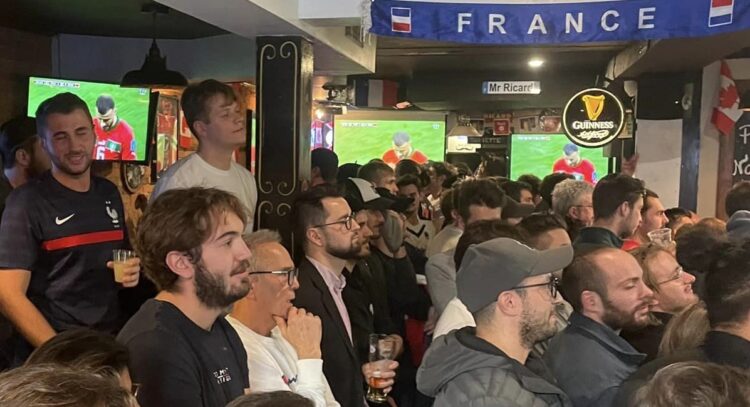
292, 186, 398, 407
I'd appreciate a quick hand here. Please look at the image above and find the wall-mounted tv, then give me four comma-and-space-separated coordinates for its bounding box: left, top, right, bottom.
510, 134, 611, 184
27, 77, 154, 163
333, 111, 446, 166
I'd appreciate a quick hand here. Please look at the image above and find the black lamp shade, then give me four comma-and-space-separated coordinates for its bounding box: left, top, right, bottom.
121, 40, 187, 88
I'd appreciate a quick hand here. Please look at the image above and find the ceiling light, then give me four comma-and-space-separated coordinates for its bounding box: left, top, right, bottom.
528, 58, 545, 69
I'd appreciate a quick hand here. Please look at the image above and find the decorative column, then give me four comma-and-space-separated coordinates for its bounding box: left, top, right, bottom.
255, 36, 313, 256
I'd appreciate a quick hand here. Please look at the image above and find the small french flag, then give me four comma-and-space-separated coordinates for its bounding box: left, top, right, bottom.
708, 0, 734, 27
391, 7, 412, 33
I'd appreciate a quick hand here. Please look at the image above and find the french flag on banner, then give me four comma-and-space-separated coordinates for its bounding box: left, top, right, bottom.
712, 60, 743, 136
709, 0, 734, 27
391, 7, 412, 33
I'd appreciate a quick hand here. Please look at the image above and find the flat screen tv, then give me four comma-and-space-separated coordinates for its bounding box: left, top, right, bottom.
27, 77, 154, 163
509, 134, 611, 184
333, 113, 446, 166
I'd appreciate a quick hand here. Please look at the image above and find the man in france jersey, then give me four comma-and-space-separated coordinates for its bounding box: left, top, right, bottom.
93, 94, 137, 161
552, 143, 597, 185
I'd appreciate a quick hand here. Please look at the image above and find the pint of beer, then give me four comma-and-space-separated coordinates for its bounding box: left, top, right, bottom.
366, 334, 395, 403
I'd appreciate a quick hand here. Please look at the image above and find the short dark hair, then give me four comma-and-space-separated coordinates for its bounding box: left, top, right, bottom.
138, 187, 248, 291
592, 173, 645, 219
311, 148, 339, 184
517, 174, 541, 197
181, 79, 237, 137
429, 161, 452, 179
675, 224, 727, 277
454, 220, 527, 269
395, 159, 422, 178
0, 116, 37, 169
358, 161, 393, 184
95, 94, 115, 115
704, 240, 750, 328
35, 92, 92, 139
455, 179, 506, 222
292, 185, 342, 245
337, 163, 361, 185
642, 189, 660, 214
540, 173, 575, 207
396, 174, 420, 190
26, 329, 129, 374
501, 180, 533, 203
725, 181, 750, 217
561, 247, 612, 312
227, 391, 314, 407
665, 207, 692, 229
478, 155, 507, 178
517, 213, 567, 248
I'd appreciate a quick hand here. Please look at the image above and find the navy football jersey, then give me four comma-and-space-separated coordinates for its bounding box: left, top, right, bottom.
0, 171, 128, 333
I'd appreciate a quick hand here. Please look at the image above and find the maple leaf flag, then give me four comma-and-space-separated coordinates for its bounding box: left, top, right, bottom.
712, 60, 743, 136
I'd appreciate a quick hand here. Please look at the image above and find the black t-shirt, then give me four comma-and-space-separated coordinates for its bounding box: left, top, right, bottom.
118, 299, 249, 407
0, 171, 127, 332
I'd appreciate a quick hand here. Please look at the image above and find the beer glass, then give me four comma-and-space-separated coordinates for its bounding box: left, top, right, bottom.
647, 228, 672, 248
112, 249, 136, 283
366, 334, 395, 403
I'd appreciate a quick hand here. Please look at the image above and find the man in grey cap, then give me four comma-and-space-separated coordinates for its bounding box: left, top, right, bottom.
417, 238, 574, 407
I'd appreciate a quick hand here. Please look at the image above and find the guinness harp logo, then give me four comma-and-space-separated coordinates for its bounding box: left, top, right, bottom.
563, 88, 625, 148
582, 95, 606, 121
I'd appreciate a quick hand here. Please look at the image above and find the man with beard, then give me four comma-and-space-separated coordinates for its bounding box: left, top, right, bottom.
551, 179, 594, 242
621, 190, 669, 251
0, 93, 140, 365
0, 116, 51, 222
573, 174, 646, 252
293, 187, 397, 407
227, 230, 339, 406
118, 187, 251, 407
544, 247, 654, 407
92, 94, 137, 161
417, 238, 574, 406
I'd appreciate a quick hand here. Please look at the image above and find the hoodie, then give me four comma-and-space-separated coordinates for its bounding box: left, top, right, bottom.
417, 327, 572, 407
727, 210, 750, 241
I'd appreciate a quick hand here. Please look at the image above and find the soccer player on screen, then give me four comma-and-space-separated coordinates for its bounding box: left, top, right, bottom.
93, 94, 137, 161
382, 131, 428, 166
552, 143, 597, 184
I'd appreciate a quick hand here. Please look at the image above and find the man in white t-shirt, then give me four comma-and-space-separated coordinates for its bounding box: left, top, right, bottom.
152, 80, 257, 231
227, 230, 339, 407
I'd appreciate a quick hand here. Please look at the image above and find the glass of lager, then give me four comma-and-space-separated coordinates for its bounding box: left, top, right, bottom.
366, 334, 395, 403
112, 249, 136, 283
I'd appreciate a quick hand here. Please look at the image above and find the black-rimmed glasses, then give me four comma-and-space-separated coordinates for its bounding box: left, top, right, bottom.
249, 268, 299, 286
514, 277, 560, 298
311, 214, 355, 230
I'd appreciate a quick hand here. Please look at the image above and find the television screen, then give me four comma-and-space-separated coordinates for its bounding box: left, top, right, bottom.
27, 77, 152, 162
510, 134, 610, 184
333, 117, 445, 166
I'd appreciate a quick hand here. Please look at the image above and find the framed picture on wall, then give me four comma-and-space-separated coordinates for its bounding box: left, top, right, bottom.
153, 94, 179, 179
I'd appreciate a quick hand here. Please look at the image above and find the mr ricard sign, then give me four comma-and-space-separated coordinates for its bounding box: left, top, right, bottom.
370, 0, 748, 45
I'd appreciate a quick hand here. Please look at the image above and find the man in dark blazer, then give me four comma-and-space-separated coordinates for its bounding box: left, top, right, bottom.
293, 186, 398, 407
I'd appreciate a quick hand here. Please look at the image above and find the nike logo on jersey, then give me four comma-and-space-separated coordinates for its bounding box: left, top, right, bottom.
55, 214, 75, 225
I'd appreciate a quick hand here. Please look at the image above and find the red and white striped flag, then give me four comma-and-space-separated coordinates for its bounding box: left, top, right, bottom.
712, 60, 743, 136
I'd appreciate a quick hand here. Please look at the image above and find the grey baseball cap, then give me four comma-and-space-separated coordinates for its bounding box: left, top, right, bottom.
457, 238, 574, 313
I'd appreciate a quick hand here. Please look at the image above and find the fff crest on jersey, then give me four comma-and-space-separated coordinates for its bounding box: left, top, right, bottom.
562, 88, 625, 148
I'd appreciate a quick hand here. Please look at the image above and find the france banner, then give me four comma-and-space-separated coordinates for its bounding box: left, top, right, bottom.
369, 0, 750, 45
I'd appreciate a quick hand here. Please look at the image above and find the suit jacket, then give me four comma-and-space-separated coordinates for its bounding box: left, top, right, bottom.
294, 258, 364, 407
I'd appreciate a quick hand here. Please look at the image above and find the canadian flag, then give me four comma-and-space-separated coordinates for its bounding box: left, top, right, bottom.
712, 60, 743, 136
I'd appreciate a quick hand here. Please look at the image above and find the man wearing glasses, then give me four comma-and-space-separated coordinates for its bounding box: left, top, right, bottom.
227, 229, 339, 406
418, 237, 574, 407
621, 244, 699, 361
293, 187, 397, 407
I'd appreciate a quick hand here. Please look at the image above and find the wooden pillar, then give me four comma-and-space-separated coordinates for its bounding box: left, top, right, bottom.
254, 36, 313, 255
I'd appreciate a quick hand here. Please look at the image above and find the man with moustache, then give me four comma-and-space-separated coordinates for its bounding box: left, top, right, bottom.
118, 187, 251, 407
0, 93, 140, 365
573, 174, 646, 252
545, 247, 654, 407
293, 187, 398, 407
418, 238, 574, 406
621, 245, 699, 361
621, 190, 669, 251
227, 230, 339, 407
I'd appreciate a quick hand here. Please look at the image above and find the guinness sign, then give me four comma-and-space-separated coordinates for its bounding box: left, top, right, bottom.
563, 88, 625, 148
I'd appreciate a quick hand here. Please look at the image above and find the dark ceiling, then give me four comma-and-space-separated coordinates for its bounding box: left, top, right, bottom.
0, 0, 226, 39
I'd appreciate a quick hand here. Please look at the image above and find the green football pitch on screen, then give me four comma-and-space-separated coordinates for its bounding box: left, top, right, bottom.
333, 119, 445, 165
510, 134, 610, 181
